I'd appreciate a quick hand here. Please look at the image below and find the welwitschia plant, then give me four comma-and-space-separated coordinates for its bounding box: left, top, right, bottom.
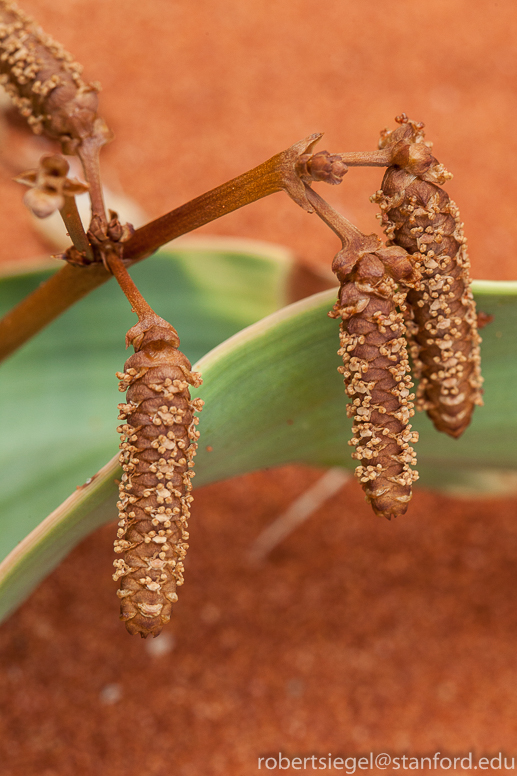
0, 3, 485, 634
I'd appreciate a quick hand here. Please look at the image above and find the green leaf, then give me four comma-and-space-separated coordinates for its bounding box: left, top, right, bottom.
0, 239, 293, 558
0, 238, 515, 624
190, 280, 517, 486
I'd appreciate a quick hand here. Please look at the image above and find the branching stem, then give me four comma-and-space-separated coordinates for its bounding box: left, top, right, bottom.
0, 135, 321, 363
302, 184, 380, 253
123, 133, 321, 261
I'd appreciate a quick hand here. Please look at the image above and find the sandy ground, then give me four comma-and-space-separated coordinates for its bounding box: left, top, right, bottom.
0, 1, 516, 774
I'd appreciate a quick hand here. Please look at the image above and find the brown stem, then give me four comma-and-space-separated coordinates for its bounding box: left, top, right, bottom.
59, 195, 94, 260
123, 133, 321, 261
105, 250, 154, 319
296, 149, 394, 186
0, 261, 109, 363
0, 134, 321, 363
335, 150, 393, 167
77, 137, 107, 228
302, 185, 379, 253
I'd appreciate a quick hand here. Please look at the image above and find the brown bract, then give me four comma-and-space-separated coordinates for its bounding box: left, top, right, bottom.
296, 149, 348, 186
330, 239, 420, 519
372, 116, 483, 438
113, 315, 203, 638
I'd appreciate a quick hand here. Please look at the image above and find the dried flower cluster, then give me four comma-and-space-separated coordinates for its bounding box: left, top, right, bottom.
329, 236, 421, 519
3, 0, 483, 612
372, 115, 483, 437
0, 0, 486, 634
301, 116, 483, 518
113, 314, 203, 638
0, 0, 109, 152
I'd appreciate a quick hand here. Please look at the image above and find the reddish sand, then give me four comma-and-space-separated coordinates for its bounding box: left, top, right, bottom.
0, 1, 516, 774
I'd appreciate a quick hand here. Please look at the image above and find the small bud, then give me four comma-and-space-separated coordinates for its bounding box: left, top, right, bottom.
296, 150, 348, 185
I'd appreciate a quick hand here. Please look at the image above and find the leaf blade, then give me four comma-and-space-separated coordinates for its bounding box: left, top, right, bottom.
0, 258, 515, 624
0, 240, 293, 559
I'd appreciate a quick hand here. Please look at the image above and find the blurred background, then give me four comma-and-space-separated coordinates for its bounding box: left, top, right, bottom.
0, 1, 516, 774
0, 0, 516, 281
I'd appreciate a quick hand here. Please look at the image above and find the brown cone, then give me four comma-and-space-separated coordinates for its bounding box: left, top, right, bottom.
372, 116, 483, 438
113, 315, 203, 637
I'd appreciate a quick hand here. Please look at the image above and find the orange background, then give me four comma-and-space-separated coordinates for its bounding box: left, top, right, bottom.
0, 1, 516, 774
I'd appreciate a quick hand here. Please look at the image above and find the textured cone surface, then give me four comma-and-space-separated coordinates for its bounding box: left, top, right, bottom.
0, 0, 100, 149
114, 315, 203, 638
331, 242, 419, 519
373, 118, 483, 438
